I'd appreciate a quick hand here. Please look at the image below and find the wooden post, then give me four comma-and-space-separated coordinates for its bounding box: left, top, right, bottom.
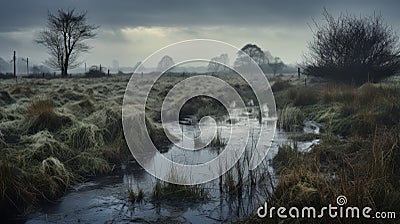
26, 58, 29, 76
13, 51, 16, 77
305, 76, 307, 87
85, 63, 87, 73
298, 67, 301, 80
13, 51, 16, 83
107, 69, 110, 76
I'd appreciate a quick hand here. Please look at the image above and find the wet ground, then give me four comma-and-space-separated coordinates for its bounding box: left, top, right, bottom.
27, 117, 319, 223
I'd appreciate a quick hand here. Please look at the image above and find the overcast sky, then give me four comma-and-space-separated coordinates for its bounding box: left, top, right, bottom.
1, 0, 400, 70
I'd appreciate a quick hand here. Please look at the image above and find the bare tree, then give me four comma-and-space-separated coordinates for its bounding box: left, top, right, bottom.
269, 57, 285, 76
234, 44, 266, 69
36, 9, 98, 77
304, 9, 400, 84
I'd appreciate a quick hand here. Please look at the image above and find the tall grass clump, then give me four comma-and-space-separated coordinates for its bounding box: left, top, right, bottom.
209, 130, 226, 148
151, 180, 209, 202
287, 87, 319, 106
27, 98, 72, 134
38, 157, 73, 198
271, 79, 292, 92
19, 131, 75, 164
84, 106, 123, 145
277, 105, 303, 131
127, 186, 144, 204
67, 152, 111, 176
152, 166, 209, 202
63, 122, 104, 150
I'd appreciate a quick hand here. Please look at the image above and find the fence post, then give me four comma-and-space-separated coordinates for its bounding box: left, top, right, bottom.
298, 67, 301, 80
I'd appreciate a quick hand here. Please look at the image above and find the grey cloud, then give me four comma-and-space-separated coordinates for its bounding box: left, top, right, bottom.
1, 0, 400, 33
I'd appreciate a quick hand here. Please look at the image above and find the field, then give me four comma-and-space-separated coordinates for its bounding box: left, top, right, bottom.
0, 74, 399, 223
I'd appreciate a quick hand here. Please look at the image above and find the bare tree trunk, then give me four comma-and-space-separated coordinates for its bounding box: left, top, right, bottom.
62, 59, 69, 77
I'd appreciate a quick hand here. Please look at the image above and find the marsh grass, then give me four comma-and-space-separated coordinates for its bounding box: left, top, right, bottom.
26, 98, 73, 134
27, 98, 55, 117
209, 130, 227, 148
39, 157, 73, 197
271, 78, 292, 92
67, 152, 111, 176
277, 105, 303, 131
127, 187, 137, 203
245, 83, 400, 223
67, 98, 96, 118
258, 126, 400, 223
276, 84, 400, 136
137, 188, 144, 202
19, 131, 75, 164
0, 78, 140, 218
151, 180, 209, 202
63, 122, 104, 150
152, 165, 209, 202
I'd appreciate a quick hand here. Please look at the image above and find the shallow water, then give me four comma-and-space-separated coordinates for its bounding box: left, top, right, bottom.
26, 115, 318, 223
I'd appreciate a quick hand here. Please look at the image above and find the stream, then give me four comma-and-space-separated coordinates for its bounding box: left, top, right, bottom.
26, 112, 319, 224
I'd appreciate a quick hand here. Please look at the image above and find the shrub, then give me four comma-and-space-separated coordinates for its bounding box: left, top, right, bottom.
271, 79, 292, 92
287, 87, 319, 106
304, 9, 400, 85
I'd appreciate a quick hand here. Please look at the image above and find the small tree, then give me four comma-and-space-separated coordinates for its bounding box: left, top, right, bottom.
304, 9, 400, 84
269, 57, 285, 76
234, 44, 266, 69
157, 55, 175, 72
36, 9, 98, 77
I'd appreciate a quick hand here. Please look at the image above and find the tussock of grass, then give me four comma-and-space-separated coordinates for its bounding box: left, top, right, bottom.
271, 79, 292, 92
127, 186, 144, 204
27, 98, 55, 117
127, 187, 136, 203
63, 122, 104, 150
20, 131, 75, 164
66, 98, 97, 119
27, 98, 73, 134
209, 130, 226, 148
137, 188, 144, 202
39, 157, 72, 197
277, 105, 303, 131
68, 152, 111, 176
0, 161, 35, 212
0, 91, 15, 106
152, 180, 208, 202
85, 106, 122, 144
9, 86, 36, 97
287, 87, 319, 106
271, 145, 302, 174
151, 165, 209, 202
